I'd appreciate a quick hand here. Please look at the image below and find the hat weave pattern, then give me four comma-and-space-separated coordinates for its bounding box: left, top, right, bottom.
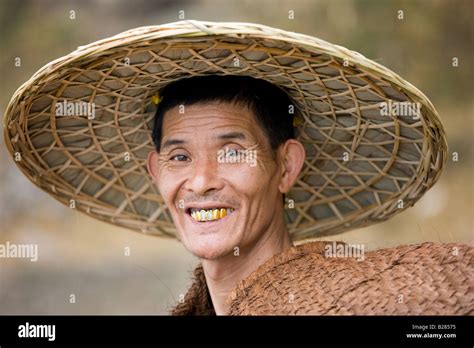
3, 21, 447, 240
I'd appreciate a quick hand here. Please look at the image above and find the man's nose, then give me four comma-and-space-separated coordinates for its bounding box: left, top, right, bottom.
184, 156, 224, 195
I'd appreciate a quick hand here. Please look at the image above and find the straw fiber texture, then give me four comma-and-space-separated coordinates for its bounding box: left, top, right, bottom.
171, 241, 474, 315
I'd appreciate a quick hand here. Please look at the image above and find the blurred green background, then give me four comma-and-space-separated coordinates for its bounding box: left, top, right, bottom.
0, 0, 472, 314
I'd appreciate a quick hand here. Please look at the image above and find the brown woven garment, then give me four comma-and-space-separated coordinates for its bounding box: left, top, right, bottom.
171, 241, 473, 315
172, 265, 216, 316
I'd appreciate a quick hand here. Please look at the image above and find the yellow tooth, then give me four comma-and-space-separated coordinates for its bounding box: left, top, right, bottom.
193, 208, 232, 222
220, 208, 227, 218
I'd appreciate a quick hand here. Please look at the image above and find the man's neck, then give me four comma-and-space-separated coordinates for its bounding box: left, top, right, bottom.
201, 218, 293, 315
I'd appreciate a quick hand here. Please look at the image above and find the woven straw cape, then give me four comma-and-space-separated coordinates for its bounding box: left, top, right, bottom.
3, 20, 447, 241
172, 242, 474, 315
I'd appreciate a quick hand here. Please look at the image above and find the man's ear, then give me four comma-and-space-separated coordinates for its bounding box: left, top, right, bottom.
278, 139, 305, 194
147, 149, 160, 183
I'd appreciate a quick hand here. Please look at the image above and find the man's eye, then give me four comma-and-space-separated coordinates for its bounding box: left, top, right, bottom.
170, 154, 189, 161
226, 149, 240, 157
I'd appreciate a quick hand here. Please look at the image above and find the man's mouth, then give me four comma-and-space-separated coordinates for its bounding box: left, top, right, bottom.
187, 207, 235, 222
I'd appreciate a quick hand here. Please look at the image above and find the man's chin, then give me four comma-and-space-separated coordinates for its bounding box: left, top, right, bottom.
181, 238, 236, 261
176, 223, 240, 260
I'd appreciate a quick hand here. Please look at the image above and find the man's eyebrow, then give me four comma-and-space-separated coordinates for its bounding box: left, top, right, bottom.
161, 132, 246, 150
216, 132, 247, 140
161, 138, 186, 150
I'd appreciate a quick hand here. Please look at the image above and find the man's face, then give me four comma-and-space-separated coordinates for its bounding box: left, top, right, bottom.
148, 102, 287, 260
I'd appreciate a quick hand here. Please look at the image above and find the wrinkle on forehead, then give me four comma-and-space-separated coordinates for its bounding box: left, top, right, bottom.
161, 102, 270, 148
164, 103, 253, 126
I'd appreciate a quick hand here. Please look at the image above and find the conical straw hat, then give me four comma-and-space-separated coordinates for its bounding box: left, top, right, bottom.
3, 20, 447, 241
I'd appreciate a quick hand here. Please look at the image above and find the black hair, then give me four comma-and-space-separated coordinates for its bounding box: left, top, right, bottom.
151, 75, 296, 153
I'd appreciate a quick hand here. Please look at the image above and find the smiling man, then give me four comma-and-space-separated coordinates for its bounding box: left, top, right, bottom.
147, 76, 305, 314
4, 21, 473, 316
146, 76, 473, 315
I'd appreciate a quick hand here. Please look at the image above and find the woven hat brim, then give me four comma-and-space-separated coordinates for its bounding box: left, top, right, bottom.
3, 20, 447, 241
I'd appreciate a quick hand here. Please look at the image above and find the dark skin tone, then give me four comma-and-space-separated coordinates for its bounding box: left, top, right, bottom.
147, 101, 305, 314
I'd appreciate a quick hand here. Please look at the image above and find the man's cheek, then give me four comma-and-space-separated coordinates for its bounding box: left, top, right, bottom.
223, 159, 273, 183
156, 176, 176, 207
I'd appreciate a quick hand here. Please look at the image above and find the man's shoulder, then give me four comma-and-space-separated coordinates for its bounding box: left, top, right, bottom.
227, 241, 474, 315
